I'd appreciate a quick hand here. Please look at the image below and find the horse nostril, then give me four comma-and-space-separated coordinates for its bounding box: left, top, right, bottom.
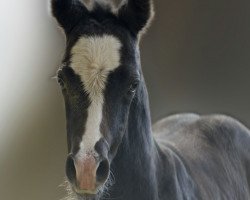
96, 159, 110, 184
65, 154, 109, 191
66, 155, 76, 183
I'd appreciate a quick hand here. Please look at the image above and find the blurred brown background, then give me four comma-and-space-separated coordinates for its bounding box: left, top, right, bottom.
0, 0, 250, 199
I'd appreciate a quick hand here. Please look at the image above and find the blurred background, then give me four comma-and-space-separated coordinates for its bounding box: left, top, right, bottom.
0, 0, 250, 199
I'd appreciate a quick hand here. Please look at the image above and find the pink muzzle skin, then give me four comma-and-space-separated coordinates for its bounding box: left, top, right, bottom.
74, 156, 98, 194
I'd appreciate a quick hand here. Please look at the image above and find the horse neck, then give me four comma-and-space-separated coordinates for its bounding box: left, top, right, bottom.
109, 74, 160, 199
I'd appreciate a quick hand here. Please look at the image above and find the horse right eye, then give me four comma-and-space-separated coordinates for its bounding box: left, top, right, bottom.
57, 76, 65, 88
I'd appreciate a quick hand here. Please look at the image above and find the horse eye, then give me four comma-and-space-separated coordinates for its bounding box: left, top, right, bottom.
129, 81, 139, 93
57, 77, 65, 88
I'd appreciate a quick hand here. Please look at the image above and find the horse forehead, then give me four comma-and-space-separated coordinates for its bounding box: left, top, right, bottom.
70, 35, 122, 78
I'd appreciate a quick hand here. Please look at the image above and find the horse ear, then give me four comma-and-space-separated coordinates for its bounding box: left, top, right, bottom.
51, 0, 88, 34
118, 0, 154, 36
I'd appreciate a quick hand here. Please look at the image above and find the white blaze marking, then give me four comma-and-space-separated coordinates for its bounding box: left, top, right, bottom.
70, 35, 122, 158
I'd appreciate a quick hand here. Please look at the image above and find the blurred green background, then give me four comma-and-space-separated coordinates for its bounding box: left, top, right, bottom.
0, 0, 250, 199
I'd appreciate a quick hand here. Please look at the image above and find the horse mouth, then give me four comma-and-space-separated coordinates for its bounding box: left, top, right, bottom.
72, 186, 100, 200
74, 187, 98, 195
77, 193, 96, 200
74, 193, 96, 200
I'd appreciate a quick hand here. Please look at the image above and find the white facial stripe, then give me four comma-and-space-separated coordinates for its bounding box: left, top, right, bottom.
70, 35, 122, 158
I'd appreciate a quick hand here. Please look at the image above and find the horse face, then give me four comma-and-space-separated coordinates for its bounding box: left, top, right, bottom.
51, 0, 153, 198
57, 33, 140, 195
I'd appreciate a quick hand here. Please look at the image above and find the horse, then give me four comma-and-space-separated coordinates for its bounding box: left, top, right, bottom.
51, 0, 250, 199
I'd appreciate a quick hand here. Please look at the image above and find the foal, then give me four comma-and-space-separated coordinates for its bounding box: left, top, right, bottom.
51, 0, 250, 199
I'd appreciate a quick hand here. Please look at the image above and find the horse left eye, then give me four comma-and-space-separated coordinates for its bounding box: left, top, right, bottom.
129, 81, 139, 93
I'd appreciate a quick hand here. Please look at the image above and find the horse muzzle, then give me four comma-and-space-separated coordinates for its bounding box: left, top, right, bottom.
66, 153, 110, 194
